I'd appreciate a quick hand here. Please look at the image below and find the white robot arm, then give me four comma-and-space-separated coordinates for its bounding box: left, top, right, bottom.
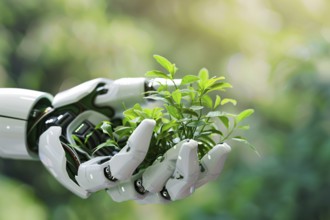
0, 78, 231, 203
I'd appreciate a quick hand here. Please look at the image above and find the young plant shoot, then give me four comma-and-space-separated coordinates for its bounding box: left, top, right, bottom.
73, 55, 256, 169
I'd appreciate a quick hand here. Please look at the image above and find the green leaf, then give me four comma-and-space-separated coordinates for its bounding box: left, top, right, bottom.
208, 128, 224, 136
180, 89, 194, 100
172, 64, 178, 77
199, 68, 209, 82
188, 86, 197, 100
186, 120, 207, 127
207, 82, 233, 92
219, 116, 229, 128
162, 117, 170, 124
123, 107, 139, 119
71, 135, 91, 156
146, 95, 168, 103
166, 105, 181, 119
145, 70, 170, 79
84, 131, 94, 144
181, 75, 200, 85
157, 84, 167, 92
153, 55, 176, 77
92, 139, 118, 155
159, 90, 171, 97
182, 108, 199, 117
214, 95, 221, 109
172, 89, 182, 105
100, 122, 113, 137
114, 126, 133, 139
206, 111, 223, 117
151, 107, 164, 119
115, 126, 132, 134
236, 109, 254, 124
232, 136, 260, 157
238, 125, 250, 130
190, 105, 204, 111
72, 134, 84, 147
214, 76, 226, 81
133, 103, 143, 110
202, 95, 213, 109
130, 116, 141, 124
221, 98, 237, 106
162, 121, 178, 132
196, 135, 216, 146
69, 143, 92, 158
205, 76, 225, 89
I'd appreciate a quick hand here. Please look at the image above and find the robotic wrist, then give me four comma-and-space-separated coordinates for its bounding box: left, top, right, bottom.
0, 88, 53, 159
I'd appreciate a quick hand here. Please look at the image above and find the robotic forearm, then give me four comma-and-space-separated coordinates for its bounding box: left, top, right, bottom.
0, 77, 231, 203
0, 78, 146, 159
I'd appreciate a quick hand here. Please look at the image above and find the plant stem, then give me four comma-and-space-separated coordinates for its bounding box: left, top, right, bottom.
221, 125, 235, 142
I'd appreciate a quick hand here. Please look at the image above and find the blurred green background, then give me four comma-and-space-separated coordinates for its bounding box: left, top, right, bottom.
1, 0, 330, 219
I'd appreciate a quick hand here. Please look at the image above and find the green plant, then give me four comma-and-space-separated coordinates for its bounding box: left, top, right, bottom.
72, 55, 256, 168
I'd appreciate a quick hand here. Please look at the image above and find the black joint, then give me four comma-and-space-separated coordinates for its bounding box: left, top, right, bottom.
134, 179, 146, 195
96, 86, 108, 95
176, 175, 184, 180
160, 188, 171, 200
98, 157, 111, 164
144, 79, 157, 102
104, 166, 117, 182
55, 112, 74, 127
144, 80, 155, 94
200, 164, 205, 172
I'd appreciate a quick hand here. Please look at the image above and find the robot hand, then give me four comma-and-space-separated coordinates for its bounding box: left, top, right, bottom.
0, 77, 231, 203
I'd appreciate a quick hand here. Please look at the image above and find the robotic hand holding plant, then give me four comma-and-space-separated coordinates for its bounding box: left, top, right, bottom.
0, 56, 254, 204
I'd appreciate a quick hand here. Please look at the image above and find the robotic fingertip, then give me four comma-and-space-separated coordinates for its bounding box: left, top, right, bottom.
212, 143, 232, 154
128, 119, 156, 146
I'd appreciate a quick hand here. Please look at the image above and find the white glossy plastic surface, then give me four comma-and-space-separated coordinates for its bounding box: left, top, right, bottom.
53, 78, 112, 108
95, 78, 146, 118
39, 126, 90, 198
109, 119, 155, 180
196, 143, 231, 188
0, 88, 53, 159
0, 88, 52, 119
165, 140, 200, 200
0, 117, 31, 159
75, 156, 114, 192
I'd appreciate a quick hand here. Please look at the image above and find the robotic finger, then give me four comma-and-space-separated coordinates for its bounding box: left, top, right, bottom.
110, 140, 200, 203
137, 141, 231, 204
74, 119, 155, 191
39, 126, 90, 198
141, 141, 183, 193
106, 140, 200, 203
106, 141, 177, 203
164, 140, 200, 201
39, 118, 155, 198
108, 119, 155, 181
196, 143, 231, 188
107, 171, 146, 202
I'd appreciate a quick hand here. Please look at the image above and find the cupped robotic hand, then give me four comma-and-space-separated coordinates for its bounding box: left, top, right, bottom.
0, 78, 231, 203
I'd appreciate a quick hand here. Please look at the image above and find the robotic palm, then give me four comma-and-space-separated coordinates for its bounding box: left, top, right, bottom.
0, 77, 231, 203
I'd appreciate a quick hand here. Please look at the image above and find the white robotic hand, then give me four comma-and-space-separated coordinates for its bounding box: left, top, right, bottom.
106, 138, 231, 203
0, 77, 231, 203
71, 120, 231, 203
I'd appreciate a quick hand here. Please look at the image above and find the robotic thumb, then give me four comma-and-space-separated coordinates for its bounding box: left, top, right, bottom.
108, 119, 156, 180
